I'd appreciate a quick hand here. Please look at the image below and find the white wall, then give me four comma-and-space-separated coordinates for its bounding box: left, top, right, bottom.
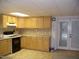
51, 17, 58, 50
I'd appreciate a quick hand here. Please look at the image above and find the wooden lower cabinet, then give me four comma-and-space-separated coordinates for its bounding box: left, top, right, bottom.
36, 37, 50, 51
42, 37, 49, 51
21, 37, 32, 49
0, 39, 11, 56
21, 36, 50, 51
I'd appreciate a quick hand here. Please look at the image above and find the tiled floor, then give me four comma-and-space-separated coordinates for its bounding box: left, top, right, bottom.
2, 49, 53, 59
52, 50, 79, 59
2, 49, 79, 59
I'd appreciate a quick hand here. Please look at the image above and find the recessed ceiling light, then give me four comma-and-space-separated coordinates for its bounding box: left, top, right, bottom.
10, 12, 29, 17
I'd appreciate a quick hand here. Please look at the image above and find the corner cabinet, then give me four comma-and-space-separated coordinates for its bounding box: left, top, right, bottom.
0, 15, 18, 28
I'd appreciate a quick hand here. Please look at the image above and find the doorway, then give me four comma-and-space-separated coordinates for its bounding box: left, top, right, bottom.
58, 19, 79, 51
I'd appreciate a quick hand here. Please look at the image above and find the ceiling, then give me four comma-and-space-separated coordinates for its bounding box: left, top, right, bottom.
0, 0, 79, 16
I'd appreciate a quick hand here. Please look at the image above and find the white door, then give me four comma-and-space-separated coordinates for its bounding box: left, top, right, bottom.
58, 19, 79, 51
70, 19, 79, 50
58, 19, 70, 50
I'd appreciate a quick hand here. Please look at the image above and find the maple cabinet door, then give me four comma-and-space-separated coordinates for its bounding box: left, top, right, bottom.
25, 17, 37, 28
42, 37, 50, 51
43, 16, 51, 29
36, 17, 43, 28
3, 15, 8, 28
21, 36, 32, 49
17, 17, 25, 28
0, 39, 11, 56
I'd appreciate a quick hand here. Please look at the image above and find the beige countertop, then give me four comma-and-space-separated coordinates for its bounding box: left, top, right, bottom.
0, 35, 22, 40
0, 34, 51, 40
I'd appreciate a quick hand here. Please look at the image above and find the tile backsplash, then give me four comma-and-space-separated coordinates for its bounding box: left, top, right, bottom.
16, 29, 51, 36
0, 28, 51, 37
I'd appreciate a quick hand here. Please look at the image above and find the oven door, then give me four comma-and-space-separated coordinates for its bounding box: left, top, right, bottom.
12, 37, 21, 53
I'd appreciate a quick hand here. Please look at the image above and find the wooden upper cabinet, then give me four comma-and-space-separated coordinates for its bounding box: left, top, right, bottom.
24, 16, 51, 29
8, 16, 18, 27
36, 17, 43, 28
0, 15, 18, 28
25, 17, 44, 28
2, 15, 8, 28
43, 16, 51, 29
25, 17, 37, 28
19, 17, 43, 28
11, 16, 18, 27
17, 17, 25, 28
0, 15, 51, 28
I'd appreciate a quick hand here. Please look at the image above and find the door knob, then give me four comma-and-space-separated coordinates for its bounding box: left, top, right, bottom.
69, 34, 72, 38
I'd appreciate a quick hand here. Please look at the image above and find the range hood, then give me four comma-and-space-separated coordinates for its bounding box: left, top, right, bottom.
6, 23, 16, 31
7, 23, 16, 26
